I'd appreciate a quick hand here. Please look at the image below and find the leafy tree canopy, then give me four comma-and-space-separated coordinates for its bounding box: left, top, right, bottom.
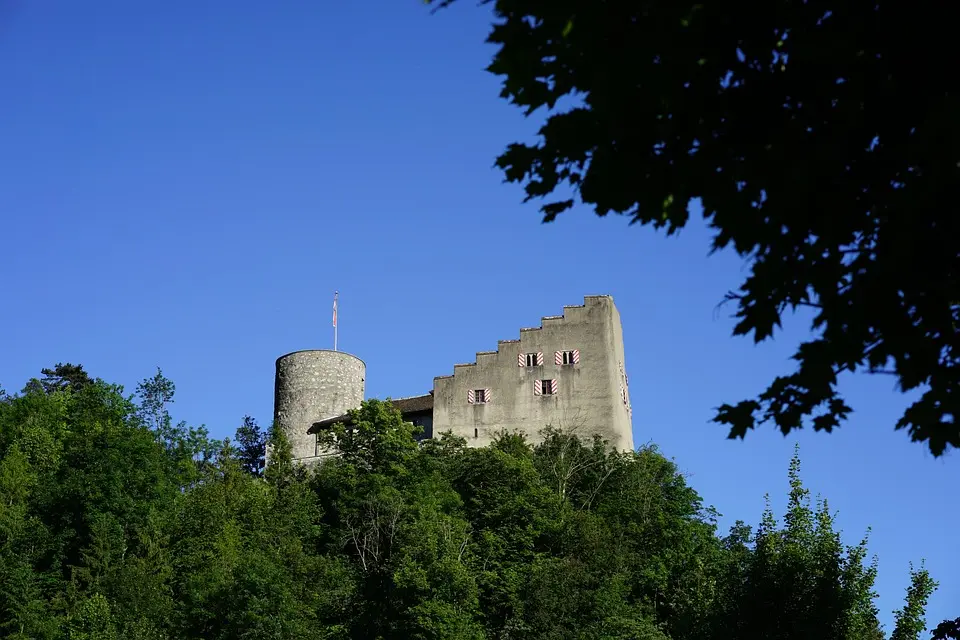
0, 367, 949, 637
22, 362, 95, 395
233, 415, 266, 477
428, 0, 959, 456
932, 618, 960, 640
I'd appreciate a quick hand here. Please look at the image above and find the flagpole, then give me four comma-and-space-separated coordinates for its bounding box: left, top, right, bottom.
333, 291, 339, 352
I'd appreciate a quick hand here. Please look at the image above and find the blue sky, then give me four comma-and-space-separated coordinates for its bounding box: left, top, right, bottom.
1, 1, 955, 631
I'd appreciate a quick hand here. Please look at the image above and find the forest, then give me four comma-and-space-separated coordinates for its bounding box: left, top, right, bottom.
0, 364, 953, 639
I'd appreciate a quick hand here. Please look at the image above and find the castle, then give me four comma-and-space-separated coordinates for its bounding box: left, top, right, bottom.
274, 295, 634, 464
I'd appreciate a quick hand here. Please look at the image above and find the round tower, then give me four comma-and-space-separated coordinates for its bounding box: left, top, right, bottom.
273, 350, 365, 462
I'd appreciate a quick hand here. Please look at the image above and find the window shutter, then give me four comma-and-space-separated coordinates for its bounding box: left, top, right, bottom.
518, 353, 525, 367
467, 389, 475, 404
533, 380, 542, 396
550, 379, 558, 394
536, 352, 543, 366
555, 351, 562, 365
572, 349, 580, 364
485, 388, 491, 403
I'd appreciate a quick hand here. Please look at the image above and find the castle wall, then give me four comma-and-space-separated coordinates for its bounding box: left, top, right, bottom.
431, 296, 634, 451
274, 350, 365, 463
610, 299, 633, 426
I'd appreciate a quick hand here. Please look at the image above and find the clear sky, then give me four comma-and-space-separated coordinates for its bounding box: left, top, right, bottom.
1, 1, 955, 632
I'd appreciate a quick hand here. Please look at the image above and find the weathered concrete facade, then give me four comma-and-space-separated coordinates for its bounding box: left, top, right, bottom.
432, 295, 632, 451
274, 350, 365, 461
275, 295, 634, 465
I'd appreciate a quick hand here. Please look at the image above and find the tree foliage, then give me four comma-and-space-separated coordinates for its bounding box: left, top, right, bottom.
0, 366, 947, 637
428, 0, 959, 457
38, 363, 94, 395
932, 618, 960, 640
233, 415, 266, 477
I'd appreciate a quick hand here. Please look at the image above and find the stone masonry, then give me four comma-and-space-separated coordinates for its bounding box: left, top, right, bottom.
274, 295, 633, 465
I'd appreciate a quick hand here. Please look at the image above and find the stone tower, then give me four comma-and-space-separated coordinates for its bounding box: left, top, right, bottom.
273, 350, 365, 463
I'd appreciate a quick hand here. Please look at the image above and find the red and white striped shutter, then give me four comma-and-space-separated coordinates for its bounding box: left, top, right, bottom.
536, 352, 543, 366
518, 353, 524, 367
550, 379, 558, 394
533, 379, 542, 396
572, 349, 580, 364
485, 388, 491, 403
554, 351, 562, 365
467, 389, 475, 404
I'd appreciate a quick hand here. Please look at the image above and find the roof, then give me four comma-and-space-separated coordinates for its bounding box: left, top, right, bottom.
307, 393, 434, 434
390, 393, 434, 413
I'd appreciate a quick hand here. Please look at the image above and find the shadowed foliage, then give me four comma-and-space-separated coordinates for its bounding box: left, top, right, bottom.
427, 0, 959, 458
932, 618, 960, 640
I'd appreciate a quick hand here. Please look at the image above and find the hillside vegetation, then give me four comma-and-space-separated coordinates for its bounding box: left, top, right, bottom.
0, 365, 948, 639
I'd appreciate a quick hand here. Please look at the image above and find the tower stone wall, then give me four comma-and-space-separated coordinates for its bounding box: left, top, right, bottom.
273, 350, 365, 463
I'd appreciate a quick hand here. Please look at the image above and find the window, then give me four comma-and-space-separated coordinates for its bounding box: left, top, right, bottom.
557, 349, 580, 365
519, 352, 543, 367
535, 379, 557, 396
474, 428, 478, 438
468, 388, 490, 404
